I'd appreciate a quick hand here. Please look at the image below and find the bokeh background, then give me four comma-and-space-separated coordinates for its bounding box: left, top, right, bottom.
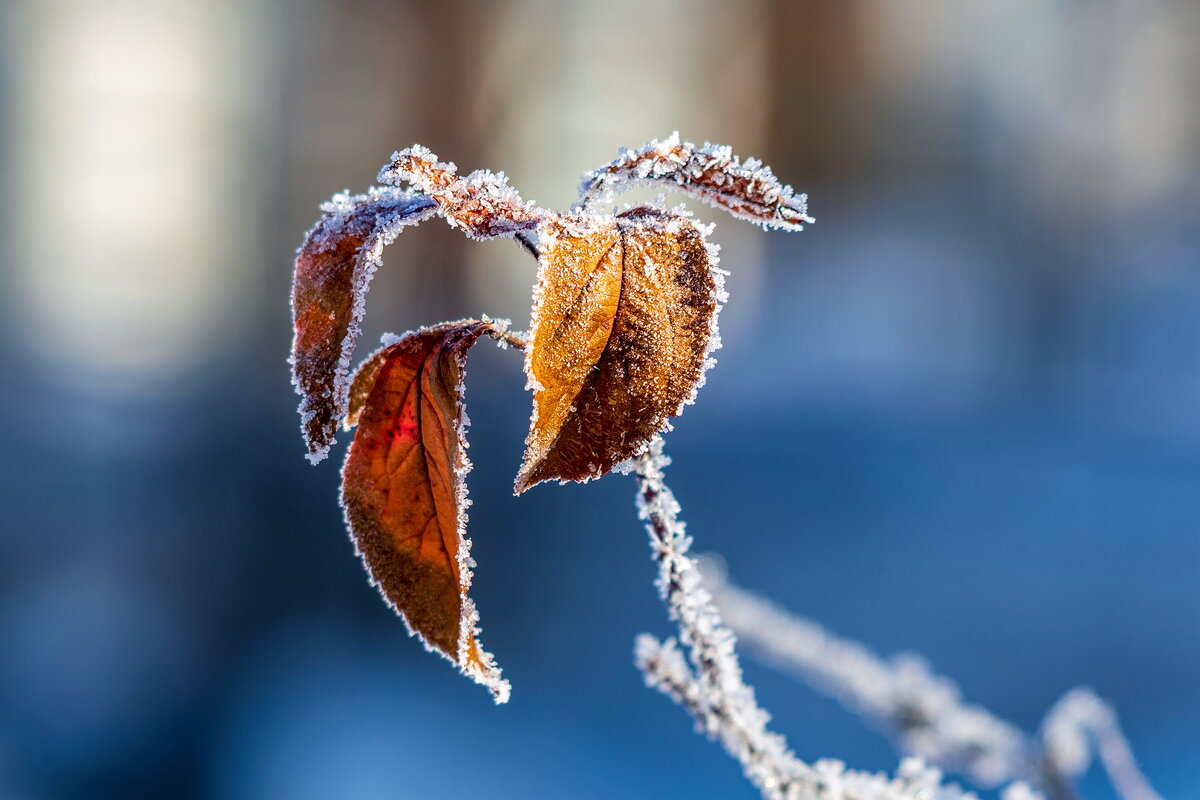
1, 1, 1198, 797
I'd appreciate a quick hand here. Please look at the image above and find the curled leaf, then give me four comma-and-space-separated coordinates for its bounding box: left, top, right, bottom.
291, 187, 438, 463
378, 145, 544, 240
516, 208, 721, 493
577, 132, 813, 231
341, 320, 510, 702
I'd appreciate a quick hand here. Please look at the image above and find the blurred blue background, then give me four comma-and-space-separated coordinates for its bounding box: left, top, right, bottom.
0, 1, 1197, 797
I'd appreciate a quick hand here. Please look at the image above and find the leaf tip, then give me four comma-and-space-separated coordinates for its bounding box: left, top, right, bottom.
463, 635, 512, 704
511, 467, 537, 496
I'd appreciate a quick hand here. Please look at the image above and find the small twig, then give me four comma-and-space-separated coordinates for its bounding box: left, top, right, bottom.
484, 325, 528, 351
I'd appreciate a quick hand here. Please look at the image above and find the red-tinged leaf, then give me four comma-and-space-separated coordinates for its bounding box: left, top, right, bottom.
341, 320, 509, 701
378, 145, 544, 240
578, 133, 814, 231
291, 187, 437, 463
515, 208, 721, 493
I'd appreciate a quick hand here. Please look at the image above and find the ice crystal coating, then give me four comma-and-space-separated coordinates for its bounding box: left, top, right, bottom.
577, 132, 814, 231
701, 562, 1165, 800
516, 208, 722, 492
291, 187, 438, 462
379, 145, 545, 240
341, 320, 510, 702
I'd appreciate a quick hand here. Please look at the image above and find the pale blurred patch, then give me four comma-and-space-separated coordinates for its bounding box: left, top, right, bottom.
7, 0, 269, 386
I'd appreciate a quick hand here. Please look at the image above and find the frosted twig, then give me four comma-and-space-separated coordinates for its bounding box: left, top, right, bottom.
703, 562, 1033, 787
1041, 689, 1164, 800
704, 564, 1164, 800
480, 320, 528, 352
632, 438, 1028, 800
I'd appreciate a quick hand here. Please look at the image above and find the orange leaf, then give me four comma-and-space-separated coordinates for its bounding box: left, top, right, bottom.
290, 188, 437, 463
516, 208, 721, 493
341, 320, 509, 702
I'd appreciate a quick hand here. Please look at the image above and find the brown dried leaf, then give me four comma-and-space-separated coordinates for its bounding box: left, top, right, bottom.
516, 208, 720, 493
378, 145, 544, 240
341, 320, 509, 701
291, 187, 438, 463
577, 133, 813, 231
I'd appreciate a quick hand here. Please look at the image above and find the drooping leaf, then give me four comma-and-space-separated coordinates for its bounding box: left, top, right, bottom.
577, 132, 814, 231
291, 187, 438, 463
341, 320, 510, 702
516, 208, 721, 493
378, 145, 544, 240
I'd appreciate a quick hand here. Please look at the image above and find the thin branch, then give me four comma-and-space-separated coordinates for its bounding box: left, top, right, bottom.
482, 322, 528, 352
704, 563, 1164, 800
631, 438, 1030, 800
702, 561, 1035, 788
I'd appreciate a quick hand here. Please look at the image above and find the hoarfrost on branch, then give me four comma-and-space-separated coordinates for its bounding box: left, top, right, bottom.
632, 438, 1163, 800
703, 562, 1164, 800
631, 437, 1033, 800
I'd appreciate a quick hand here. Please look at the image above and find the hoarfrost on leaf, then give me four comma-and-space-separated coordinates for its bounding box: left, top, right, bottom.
291, 187, 438, 461
577, 132, 814, 231
340, 320, 511, 702
378, 145, 545, 240
515, 208, 723, 492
